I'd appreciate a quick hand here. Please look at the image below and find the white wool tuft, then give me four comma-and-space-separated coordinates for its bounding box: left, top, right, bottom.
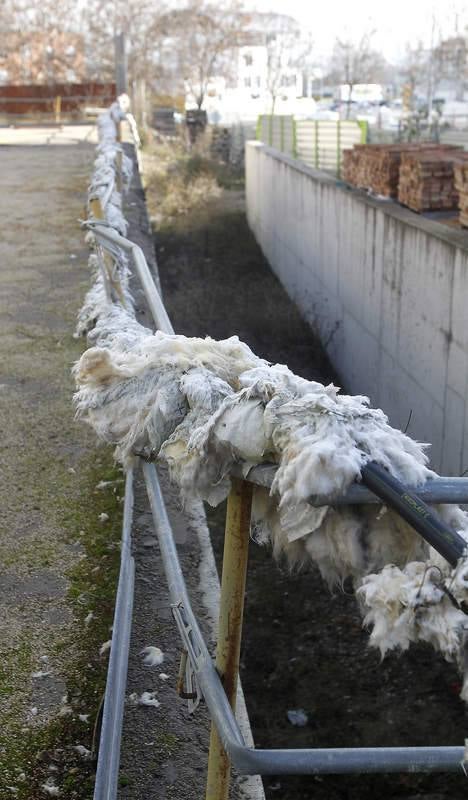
140, 646, 164, 666
99, 639, 111, 655
74, 745, 91, 759
358, 558, 468, 665
73, 309, 442, 592
138, 691, 160, 707
41, 781, 61, 797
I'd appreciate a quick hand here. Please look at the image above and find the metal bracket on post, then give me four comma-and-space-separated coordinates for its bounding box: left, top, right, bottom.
172, 602, 204, 713
205, 478, 253, 800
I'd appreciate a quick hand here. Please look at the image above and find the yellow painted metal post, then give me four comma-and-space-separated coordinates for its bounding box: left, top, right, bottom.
54, 95, 61, 124
205, 477, 253, 800
89, 196, 104, 220
89, 183, 127, 307
88, 196, 122, 305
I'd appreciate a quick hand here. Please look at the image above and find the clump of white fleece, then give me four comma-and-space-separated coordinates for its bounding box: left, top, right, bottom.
75, 249, 134, 338
73, 304, 468, 695
140, 646, 164, 666
74, 303, 436, 584
358, 539, 468, 696
76, 103, 134, 338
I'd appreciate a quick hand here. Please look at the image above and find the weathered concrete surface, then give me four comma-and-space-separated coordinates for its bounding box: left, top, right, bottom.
246, 141, 468, 475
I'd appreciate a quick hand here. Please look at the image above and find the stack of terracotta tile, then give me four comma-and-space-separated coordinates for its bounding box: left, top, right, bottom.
454, 160, 468, 226
398, 148, 467, 212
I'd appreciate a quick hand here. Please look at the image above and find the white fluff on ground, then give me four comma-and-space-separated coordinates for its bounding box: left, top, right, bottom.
138, 691, 160, 707
140, 646, 164, 666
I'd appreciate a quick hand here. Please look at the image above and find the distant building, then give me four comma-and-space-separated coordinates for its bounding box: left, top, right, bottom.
186, 12, 315, 122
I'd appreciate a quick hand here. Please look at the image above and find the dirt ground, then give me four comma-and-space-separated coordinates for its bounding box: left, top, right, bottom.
0, 141, 127, 798
153, 175, 468, 800
0, 134, 263, 800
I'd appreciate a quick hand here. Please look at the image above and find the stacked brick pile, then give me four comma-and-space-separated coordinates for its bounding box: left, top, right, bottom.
364, 144, 436, 198
454, 161, 468, 226
362, 145, 406, 197
343, 143, 462, 201
343, 144, 420, 196
398, 148, 467, 212
342, 147, 361, 186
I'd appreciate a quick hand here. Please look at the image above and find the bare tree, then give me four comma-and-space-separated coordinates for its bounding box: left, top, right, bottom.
329, 32, 386, 117
0, 0, 85, 84
163, 0, 250, 110
83, 0, 170, 84
235, 12, 312, 115
264, 24, 312, 114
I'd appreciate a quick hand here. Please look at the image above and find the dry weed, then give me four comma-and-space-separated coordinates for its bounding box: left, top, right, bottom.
142, 138, 222, 225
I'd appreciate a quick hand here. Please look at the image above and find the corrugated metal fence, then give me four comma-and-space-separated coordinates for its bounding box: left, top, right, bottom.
256, 115, 367, 176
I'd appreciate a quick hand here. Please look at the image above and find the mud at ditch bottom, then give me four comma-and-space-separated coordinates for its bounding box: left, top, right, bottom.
155, 188, 468, 800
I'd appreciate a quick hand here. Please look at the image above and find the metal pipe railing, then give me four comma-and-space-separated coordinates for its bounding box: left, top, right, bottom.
85, 219, 468, 782
235, 463, 468, 506
142, 462, 246, 752
81, 114, 468, 791
83, 218, 468, 519
143, 460, 466, 776
94, 470, 135, 800
361, 461, 467, 566
84, 220, 173, 334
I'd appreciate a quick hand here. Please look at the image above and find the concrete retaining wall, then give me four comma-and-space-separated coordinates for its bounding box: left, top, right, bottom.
246, 140, 468, 475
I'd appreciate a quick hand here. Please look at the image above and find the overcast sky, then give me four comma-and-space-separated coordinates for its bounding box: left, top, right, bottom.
249, 0, 467, 62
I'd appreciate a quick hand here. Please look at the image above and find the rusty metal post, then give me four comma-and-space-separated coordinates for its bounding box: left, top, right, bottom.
205, 478, 253, 800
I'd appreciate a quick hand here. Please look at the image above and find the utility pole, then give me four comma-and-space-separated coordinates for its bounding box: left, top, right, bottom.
115, 32, 128, 96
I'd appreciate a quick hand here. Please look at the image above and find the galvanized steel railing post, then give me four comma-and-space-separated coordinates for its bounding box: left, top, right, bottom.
205, 478, 253, 800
